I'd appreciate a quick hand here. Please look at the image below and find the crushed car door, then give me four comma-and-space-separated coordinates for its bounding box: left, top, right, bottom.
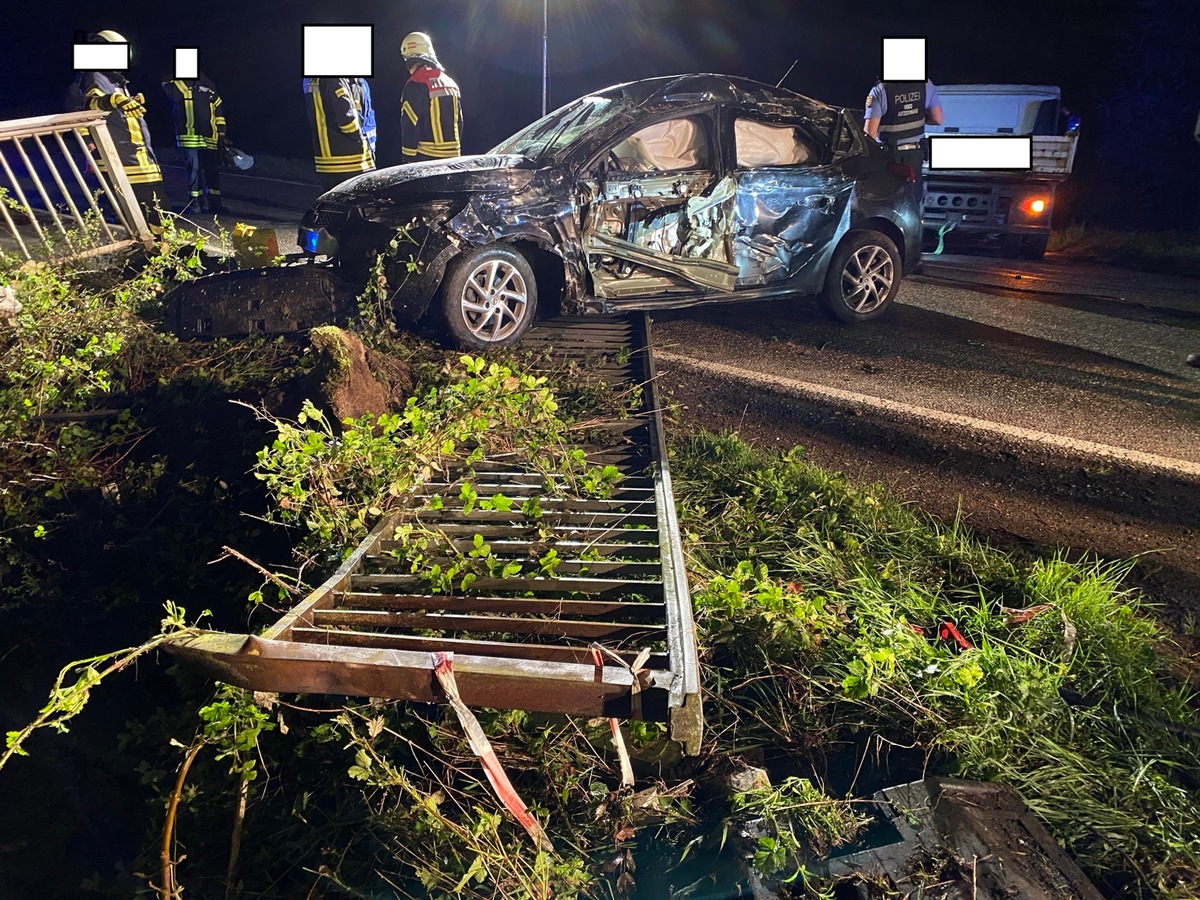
582, 116, 740, 301
729, 116, 854, 288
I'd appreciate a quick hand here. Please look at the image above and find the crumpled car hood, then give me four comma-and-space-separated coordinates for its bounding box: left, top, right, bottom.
327, 155, 537, 204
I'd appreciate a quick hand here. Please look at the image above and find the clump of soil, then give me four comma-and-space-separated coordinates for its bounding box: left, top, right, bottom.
307, 326, 413, 420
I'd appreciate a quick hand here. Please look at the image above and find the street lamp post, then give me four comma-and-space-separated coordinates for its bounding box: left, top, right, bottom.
541, 0, 549, 116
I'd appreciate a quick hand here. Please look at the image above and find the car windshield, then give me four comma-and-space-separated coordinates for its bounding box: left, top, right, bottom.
491, 96, 623, 161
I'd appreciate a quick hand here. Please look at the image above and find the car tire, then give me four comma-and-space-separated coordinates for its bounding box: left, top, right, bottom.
440, 244, 538, 350
1019, 235, 1048, 260
820, 230, 901, 324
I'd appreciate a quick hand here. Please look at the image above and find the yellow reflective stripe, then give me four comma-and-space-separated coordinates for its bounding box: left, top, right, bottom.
401, 100, 418, 125
338, 120, 357, 134
312, 87, 331, 159
415, 142, 459, 158
314, 159, 374, 172
313, 151, 373, 172
173, 81, 196, 136
431, 96, 443, 144
452, 96, 460, 141
84, 87, 107, 111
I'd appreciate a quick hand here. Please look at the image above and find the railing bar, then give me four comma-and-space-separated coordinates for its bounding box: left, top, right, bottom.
71, 128, 133, 235
0, 175, 32, 259
54, 131, 117, 242
34, 134, 86, 235
86, 120, 152, 245
12, 136, 70, 240
0, 144, 47, 244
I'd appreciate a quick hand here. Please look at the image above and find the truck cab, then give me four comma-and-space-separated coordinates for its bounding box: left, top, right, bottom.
923, 84, 1077, 258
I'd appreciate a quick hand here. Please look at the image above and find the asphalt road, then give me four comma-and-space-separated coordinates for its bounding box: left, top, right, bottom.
652, 253, 1200, 468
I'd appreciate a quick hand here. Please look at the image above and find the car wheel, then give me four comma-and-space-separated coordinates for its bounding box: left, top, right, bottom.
440, 245, 538, 349
820, 230, 901, 323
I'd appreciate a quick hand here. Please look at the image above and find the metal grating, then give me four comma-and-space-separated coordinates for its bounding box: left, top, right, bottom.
170, 314, 704, 754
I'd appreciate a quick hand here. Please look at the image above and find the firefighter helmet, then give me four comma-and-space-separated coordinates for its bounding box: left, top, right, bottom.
400, 32, 440, 67
88, 30, 128, 44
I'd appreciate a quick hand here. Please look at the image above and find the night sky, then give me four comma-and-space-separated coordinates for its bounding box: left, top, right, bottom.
1, 0, 1195, 226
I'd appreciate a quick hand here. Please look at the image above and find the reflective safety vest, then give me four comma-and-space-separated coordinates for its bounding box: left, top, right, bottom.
401, 64, 462, 161
162, 76, 226, 150
303, 78, 374, 175
67, 70, 162, 184
876, 81, 928, 149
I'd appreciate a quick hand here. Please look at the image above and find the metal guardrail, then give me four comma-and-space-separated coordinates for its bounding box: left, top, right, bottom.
170, 314, 705, 754
0, 110, 153, 261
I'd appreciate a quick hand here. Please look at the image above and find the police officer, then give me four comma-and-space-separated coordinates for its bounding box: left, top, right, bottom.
66, 30, 164, 226
399, 32, 463, 162
161, 71, 227, 214
302, 77, 375, 191
864, 78, 943, 214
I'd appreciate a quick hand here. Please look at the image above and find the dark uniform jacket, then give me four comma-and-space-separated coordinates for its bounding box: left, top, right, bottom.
303, 77, 374, 175
875, 81, 927, 149
161, 76, 226, 149
401, 64, 462, 161
67, 70, 162, 184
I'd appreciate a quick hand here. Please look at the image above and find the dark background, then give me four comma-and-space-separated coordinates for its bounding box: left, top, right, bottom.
1, 0, 1197, 228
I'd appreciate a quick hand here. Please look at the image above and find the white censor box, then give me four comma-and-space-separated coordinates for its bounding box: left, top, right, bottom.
303, 25, 373, 77
928, 136, 1032, 170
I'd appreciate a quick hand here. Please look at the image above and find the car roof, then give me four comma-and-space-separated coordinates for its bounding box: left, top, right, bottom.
585, 73, 832, 117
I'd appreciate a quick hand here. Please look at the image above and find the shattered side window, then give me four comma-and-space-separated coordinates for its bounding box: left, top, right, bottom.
610, 118, 711, 173
734, 118, 814, 168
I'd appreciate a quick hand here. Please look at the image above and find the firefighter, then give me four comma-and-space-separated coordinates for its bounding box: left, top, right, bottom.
399, 32, 463, 162
161, 72, 227, 214
66, 30, 164, 226
864, 77, 943, 215
303, 77, 375, 191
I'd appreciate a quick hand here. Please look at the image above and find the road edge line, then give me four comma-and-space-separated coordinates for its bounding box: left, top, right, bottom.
657, 351, 1200, 479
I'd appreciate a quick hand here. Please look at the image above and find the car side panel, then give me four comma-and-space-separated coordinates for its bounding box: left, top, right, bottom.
731, 166, 854, 290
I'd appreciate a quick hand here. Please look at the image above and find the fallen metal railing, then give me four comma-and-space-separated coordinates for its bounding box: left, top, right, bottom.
170, 315, 704, 754
0, 110, 153, 261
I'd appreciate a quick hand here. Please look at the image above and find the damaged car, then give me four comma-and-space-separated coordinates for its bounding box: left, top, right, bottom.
299, 73, 922, 349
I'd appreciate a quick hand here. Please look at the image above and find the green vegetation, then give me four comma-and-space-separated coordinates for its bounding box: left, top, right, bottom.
1, 224, 1197, 899
1049, 224, 1200, 276
674, 433, 1200, 899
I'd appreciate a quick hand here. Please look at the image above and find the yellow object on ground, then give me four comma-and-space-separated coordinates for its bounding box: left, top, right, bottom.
231, 223, 279, 266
